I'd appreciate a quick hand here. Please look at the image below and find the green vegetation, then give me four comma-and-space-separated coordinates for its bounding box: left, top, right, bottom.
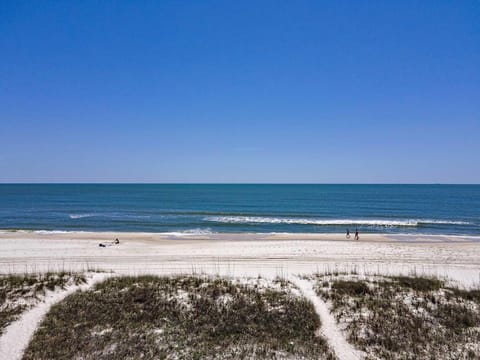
387, 275, 444, 292
23, 275, 335, 360
312, 274, 480, 360
331, 280, 370, 296
0, 272, 86, 334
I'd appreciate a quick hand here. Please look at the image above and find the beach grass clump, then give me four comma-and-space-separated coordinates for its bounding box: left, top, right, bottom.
0, 272, 86, 334
387, 275, 444, 292
331, 280, 371, 296
312, 274, 480, 360
23, 275, 336, 360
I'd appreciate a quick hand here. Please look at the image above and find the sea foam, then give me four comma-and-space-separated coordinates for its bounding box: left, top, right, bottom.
69, 213, 151, 220
69, 214, 95, 219
204, 216, 469, 227
162, 228, 215, 236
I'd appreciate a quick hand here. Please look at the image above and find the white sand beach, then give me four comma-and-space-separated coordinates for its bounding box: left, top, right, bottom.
1, 231, 479, 287
1, 231, 480, 360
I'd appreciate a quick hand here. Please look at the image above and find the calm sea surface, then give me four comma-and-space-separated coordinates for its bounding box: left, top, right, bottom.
0, 184, 479, 235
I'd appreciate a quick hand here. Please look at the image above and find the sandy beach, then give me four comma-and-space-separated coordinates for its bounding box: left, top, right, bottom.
1, 231, 479, 287
1, 231, 480, 359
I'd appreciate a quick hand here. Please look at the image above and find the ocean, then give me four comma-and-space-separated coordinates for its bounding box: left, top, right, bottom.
0, 184, 479, 235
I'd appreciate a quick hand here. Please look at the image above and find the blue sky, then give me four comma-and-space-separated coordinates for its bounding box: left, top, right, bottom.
1, 1, 479, 183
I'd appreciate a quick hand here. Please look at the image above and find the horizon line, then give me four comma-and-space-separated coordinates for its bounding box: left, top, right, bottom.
1, 182, 479, 186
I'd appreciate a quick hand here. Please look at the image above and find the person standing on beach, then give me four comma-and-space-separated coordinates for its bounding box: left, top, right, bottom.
346, 229, 350, 239
354, 228, 359, 241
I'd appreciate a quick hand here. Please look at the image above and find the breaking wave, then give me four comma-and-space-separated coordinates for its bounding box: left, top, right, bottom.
33, 230, 79, 234
204, 216, 469, 227
69, 213, 95, 219
69, 213, 151, 220
162, 228, 215, 236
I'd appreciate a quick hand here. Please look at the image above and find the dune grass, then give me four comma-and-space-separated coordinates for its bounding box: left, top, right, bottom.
23, 275, 335, 359
0, 272, 86, 335
312, 274, 480, 360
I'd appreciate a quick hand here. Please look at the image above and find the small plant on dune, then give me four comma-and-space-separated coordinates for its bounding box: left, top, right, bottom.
389, 275, 443, 292
331, 280, 371, 296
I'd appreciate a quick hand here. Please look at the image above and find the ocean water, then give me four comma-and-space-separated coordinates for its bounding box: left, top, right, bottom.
0, 184, 479, 235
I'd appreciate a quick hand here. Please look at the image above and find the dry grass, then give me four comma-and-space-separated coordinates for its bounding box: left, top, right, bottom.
23, 275, 336, 360
0, 272, 86, 334
311, 273, 480, 360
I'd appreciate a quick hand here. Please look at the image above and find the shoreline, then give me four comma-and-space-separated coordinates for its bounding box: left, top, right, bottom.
1, 231, 479, 287
2, 229, 479, 241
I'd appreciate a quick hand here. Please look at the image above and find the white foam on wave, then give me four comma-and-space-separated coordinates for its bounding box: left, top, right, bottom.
33, 230, 79, 234
205, 216, 470, 227
69, 214, 95, 219
419, 219, 470, 225
162, 228, 215, 237
69, 213, 151, 220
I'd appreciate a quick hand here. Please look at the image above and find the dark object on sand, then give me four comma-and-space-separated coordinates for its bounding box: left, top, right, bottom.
99, 238, 120, 247
354, 228, 359, 241
346, 229, 350, 239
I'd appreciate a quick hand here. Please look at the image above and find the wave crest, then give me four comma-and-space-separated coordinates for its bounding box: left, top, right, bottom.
69, 213, 151, 220
162, 228, 214, 236
204, 216, 469, 227
69, 214, 94, 219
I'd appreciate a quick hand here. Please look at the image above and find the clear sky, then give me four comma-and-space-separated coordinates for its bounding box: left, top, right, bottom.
1, 1, 479, 183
